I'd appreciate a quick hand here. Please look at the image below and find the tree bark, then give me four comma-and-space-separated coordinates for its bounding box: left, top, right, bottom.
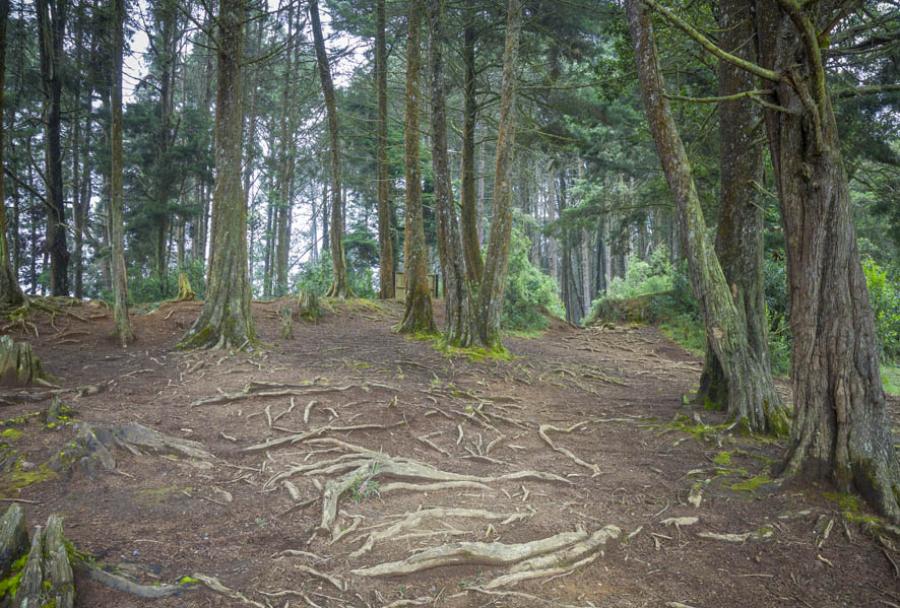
460, 0, 483, 283
0, 0, 22, 310
429, 0, 473, 346
309, 0, 351, 298
398, 0, 435, 334
36, 0, 69, 296
179, 0, 255, 350
626, 0, 786, 434
697, 0, 780, 416
274, 2, 297, 297
755, 0, 900, 521
475, 0, 522, 349
109, 0, 133, 346
375, 0, 394, 299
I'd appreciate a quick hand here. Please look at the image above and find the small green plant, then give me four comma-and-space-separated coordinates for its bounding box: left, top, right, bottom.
502, 226, 565, 332
349, 463, 381, 502
729, 474, 772, 492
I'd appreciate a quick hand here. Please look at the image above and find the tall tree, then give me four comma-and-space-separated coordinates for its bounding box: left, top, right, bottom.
109, 0, 133, 346
626, 0, 786, 434
309, 0, 351, 298
0, 0, 22, 310
375, 0, 394, 299
459, 0, 482, 283
475, 0, 523, 348
179, 0, 255, 350
398, 0, 435, 334
36, 0, 68, 296
429, 0, 472, 345
696, 0, 781, 417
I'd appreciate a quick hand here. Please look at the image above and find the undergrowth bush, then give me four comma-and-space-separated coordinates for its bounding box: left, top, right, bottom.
863, 257, 900, 362
295, 253, 376, 299
502, 228, 565, 332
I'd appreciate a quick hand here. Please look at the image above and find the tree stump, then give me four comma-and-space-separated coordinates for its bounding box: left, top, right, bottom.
175, 273, 196, 302
279, 305, 294, 339
0, 504, 27, 578
0, 336, 49, 387
298, 291, 321, 322
15, 515, 74, 608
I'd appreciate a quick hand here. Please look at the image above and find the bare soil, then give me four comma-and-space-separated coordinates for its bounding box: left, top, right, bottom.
1, 299, 898, 607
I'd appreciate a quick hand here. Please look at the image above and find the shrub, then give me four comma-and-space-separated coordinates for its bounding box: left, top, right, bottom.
863, 257, 900, 362
501, 228, 565, 331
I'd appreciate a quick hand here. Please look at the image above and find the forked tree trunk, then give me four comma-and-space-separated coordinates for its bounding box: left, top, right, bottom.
459, 0, 483, 284
429, 0, 473, 346
109, 0, 133, 346
755, 0, 900, 521
179, 0, 255, 350
309, 0, 351, 298
627, 0, 786, 434
475, 0, 522, 349
375, 0, 394, 299
0, 0, 23, 310
697, 0, 780, 416
398, 0, 435, 334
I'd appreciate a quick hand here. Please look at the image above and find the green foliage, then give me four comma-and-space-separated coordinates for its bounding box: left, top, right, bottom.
605, 247, 674, 300
501, 228, 565, 332
862, 258, 900, 362
882, 365, 900, 396
295, 253, 376, 299
124, 258, 207, 305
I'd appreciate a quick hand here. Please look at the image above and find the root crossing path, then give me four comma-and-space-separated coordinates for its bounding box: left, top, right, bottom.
2, 299, 897, 607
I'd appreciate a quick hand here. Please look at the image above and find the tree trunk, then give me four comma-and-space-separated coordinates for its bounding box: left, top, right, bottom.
375, 0, 394, 299
179, 0, 255, 350
460, 0, 483, 283
626, 0, 786, 434
475, 0, 522, 349
755, 0, 900, 521
398, 0, 435, 334
696, 0, 780, 415
429, 0, 472, 346
36, 0, 69, 296
309, 0, 351, 298
109, 0, 133, 346
0, 0, 23, 310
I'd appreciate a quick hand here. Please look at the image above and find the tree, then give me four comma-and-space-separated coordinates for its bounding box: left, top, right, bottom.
626, 0, 785, 434
36, 0, 68, 296
459, 0, 482, 284
398, 0, 435, 334
109, 0, 133, 346
309, 0, 351, 298
475, 0, 523, 348
696, 0, 781, 418
375, 0, 394, 299
179, 0, 255, 350
0, 0, 22, 310
429, 0, 472, 346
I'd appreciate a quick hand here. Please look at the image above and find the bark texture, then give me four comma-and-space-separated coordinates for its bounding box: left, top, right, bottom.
460, 0, 483, 283
755, 0, 900, 521
0, 0, 23, 310
398, 0, 435, 334
429, 0, 473, 346
375, 0, 394, 299
310, 0, 351, 298
179, 0, 255, 350
475, 0, 523, 348
627, 0, 786, 434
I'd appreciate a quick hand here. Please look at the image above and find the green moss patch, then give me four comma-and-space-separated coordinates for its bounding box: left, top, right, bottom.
729, 474, 773, 492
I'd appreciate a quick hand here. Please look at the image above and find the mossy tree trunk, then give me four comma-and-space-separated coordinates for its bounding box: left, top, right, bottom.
696, 0, 779, 416
375, 0, 394, 299
109, 0, 134, 347
310, 0, 351, 299
459, 0, 483, 284
429, 0, 473, 346
398, 0, 435, 334
274, 1, 297, 298
475, 0, 522, 349
0, 0, 23, 311
179, 0, 255, 350
754, 0, 900, 522
627, 0, 786, 434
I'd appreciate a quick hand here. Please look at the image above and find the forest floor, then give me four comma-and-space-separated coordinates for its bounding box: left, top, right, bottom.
1, 298, 899, 608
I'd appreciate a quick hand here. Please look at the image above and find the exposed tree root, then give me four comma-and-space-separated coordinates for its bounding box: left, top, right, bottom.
191, 380, 396, 407
77, 561, 189, 598
294, 564, 346, 591
192, 573, 267, 608
243, 421, 405, 453
351, 525, 620, 581
538, 423, 601, 477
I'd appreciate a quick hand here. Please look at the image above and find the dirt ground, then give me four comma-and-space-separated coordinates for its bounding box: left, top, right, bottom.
1, 298, 898, 608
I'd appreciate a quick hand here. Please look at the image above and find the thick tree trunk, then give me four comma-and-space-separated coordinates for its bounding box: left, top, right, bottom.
36, 0, 69, 296
109, 0, 133, 346
398, 0, 435, 334
475, 0, 522, 349
180, 0, 255, 350
0, 0, 23, 310
459, 0, 483, 283
309, 0, 351, 298
755, 0, 900, 521
429, 0, 473, 346
627, 0, 786, 434
697, 0, 780, 416
375, 0, 394, 299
